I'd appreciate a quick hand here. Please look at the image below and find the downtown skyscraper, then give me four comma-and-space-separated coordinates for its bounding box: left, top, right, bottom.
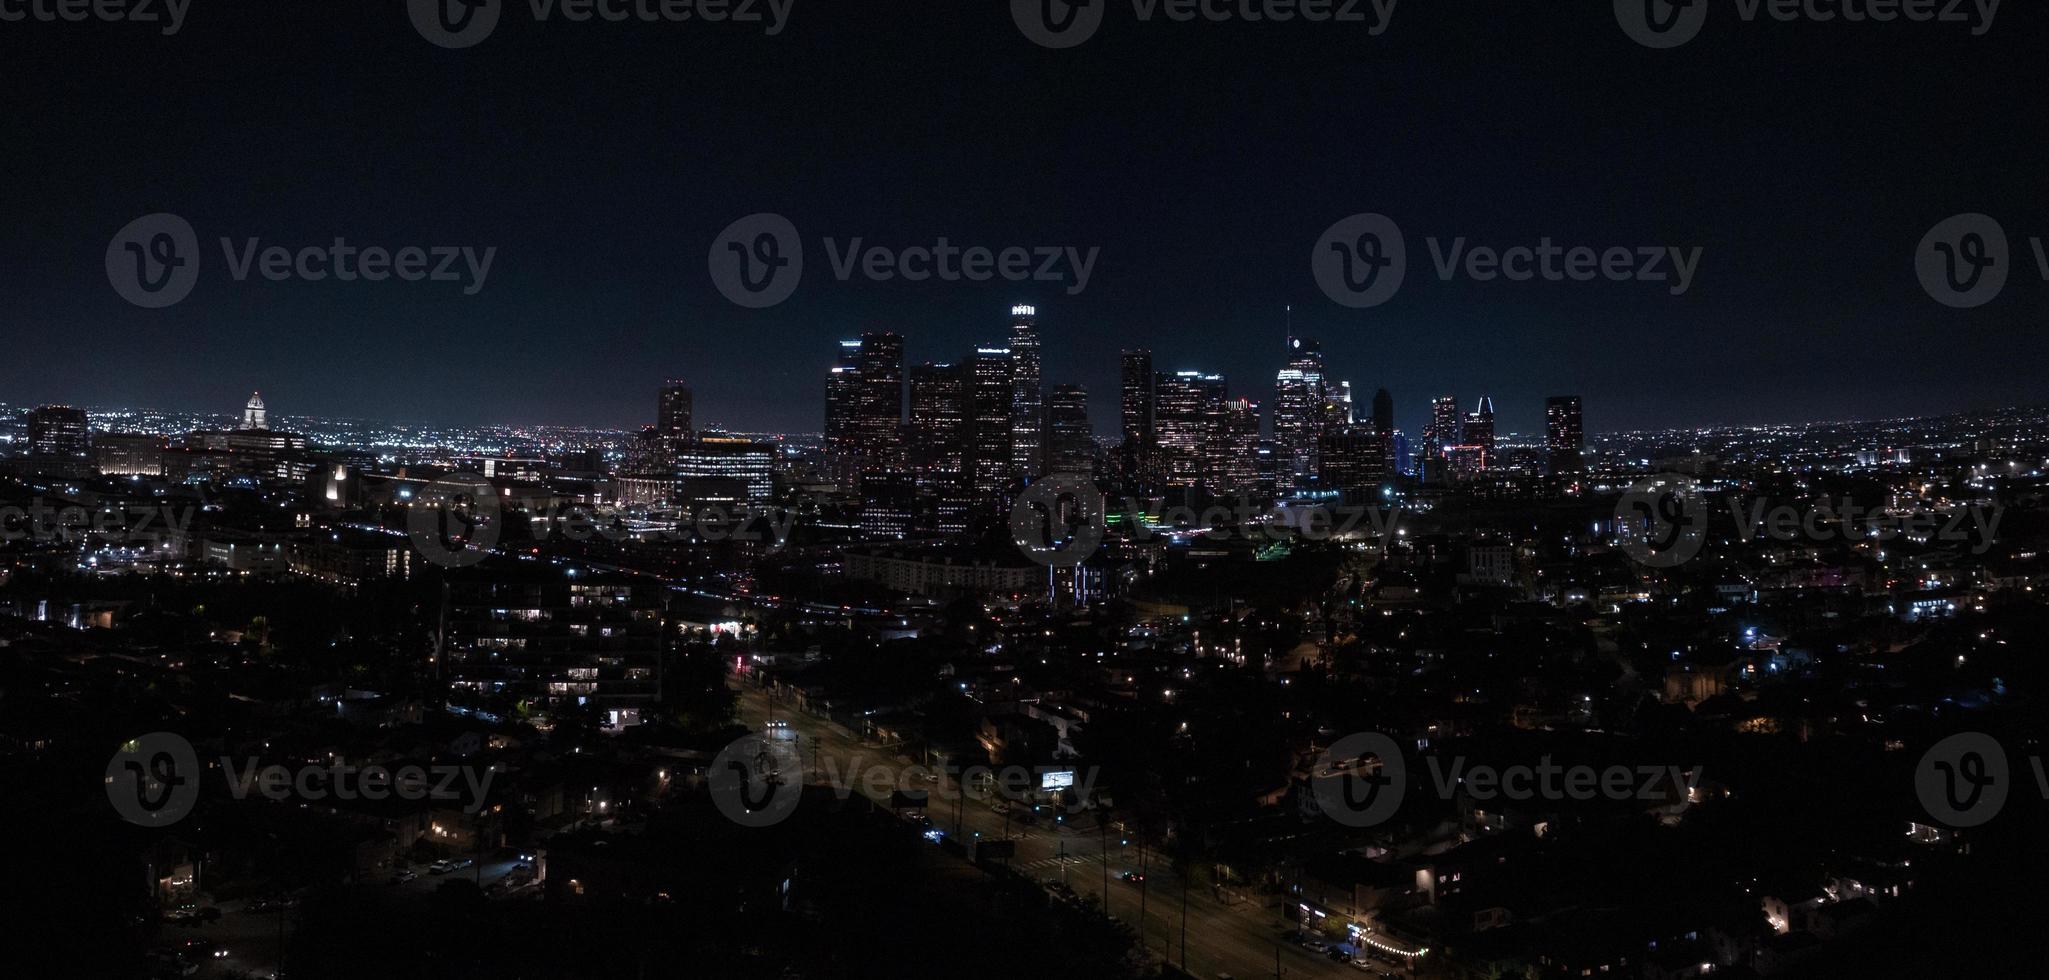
908, 362, 966, 476
1045, 384, 1093, 476
1546, 395, 1585, 475
1274, 336, 1328, 485
965, 347, 1014, 501
1155, 370, 1227, 489
1120, 349, 1155, 480
657, 380, 694, 451
823, 333, 905, 482
1008, 305, 1044, 480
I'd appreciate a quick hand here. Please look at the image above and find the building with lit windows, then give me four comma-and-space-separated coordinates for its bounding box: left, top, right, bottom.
1008, 305, 1044, 479
439, 569, 669, 731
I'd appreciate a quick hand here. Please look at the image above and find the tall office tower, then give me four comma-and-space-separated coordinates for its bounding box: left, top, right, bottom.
1212, 398, 1262, 495
1424, 395, 1460, 456
1155, 370, 1226, 489
240, 392, 268, 431
27, 405, 90, 459
1372, 387, 1395, 475
1045, 384, 1093, 476
824, 340, 863, 476
1120, 350, 1155, 476
853, 332, 905, 473
1463, 396, 1497, 468
1546, 395, 1585, 474
1008, 305, 1044, 479
1274, 337, 1328, 485
907, 363, 967, 475
657, 380, 694, 449
964, 347, 1015, 501
439, 569, 668, 731
1318, 426, 1386, 494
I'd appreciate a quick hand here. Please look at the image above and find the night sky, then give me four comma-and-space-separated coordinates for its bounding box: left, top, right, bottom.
4, 2, 2044, 438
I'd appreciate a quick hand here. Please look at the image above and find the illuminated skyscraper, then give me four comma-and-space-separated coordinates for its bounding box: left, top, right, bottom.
823, 334, 905, 480
1274, 337, 1327, 484
908, 362, 966, 476
1045, 384, 1093, 476
1120, 350, 1154, 476
1459, 396, 1497, 472
1008, 305, 1044, 479
965, 347, 1014, 501
1156, 370, 1226, 489
1213, 398, 1261, 495
1546, 395, 1585, 475
1424, 395, 1460, 456
657, 380, 694, 448
1372, 387, 1395, 476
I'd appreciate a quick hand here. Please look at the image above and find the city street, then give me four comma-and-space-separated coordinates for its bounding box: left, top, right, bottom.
738, 684, 1358, 979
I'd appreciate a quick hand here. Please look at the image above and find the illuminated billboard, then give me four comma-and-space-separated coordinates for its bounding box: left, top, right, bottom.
1040, 770, 1075, 791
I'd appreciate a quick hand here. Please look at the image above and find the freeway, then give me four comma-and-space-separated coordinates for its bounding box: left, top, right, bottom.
736, 683, 1360, 979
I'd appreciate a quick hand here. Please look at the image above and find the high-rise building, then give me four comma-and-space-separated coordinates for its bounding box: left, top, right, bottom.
1371, 387, 1396, 477
1274, 337, 1327, 484
1424, 395, 1460, 457
965, 347, 1015, 501
1045, 384, 1093, 476
658, 381, 694, 448
1458, 396, 1497, 473
1008, 305, 1044, 479
908, 363, 966, 476
1546, 396, 1585, 475
240, 392, 268, 431
1212, 398, 1261, 495
1156, 370, 1226, 488
824, 340, 863, 476
1319, 426, 1387, 493
26, 405, 90, 459
823, 334, 905, 481
1120, 350, 1155, 476
1324, 379, 1355, 429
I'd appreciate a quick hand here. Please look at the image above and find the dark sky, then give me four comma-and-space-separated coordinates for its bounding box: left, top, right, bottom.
4, 1, 2044, 438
